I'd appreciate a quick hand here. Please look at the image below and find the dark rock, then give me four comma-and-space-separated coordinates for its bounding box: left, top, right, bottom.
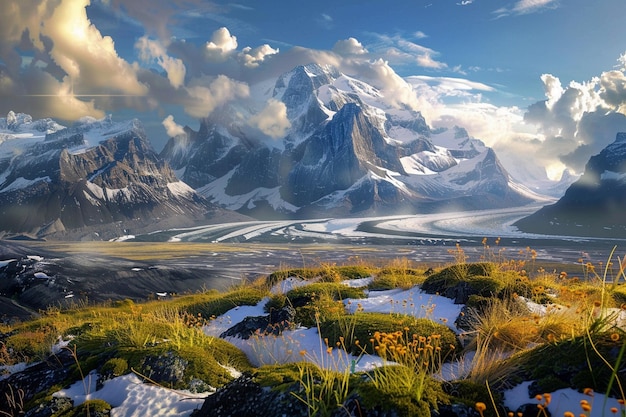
194, 373, 454, 417
0, 349, 75, 415
140, 351, 188, 386
24, 396, 73, 417
220, 306, 296, 339
450, 281, 479, 304
191, 374, 309, 417
454, 305, 480, 332
433, 403, 481, 417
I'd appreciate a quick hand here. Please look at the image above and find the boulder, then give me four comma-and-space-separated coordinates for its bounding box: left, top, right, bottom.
220, 306, 296, 339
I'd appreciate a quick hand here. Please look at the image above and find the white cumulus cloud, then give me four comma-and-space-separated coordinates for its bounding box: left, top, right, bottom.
136, 36, 186, 88
0, 0, 147, 121
162, 114, 186, 137
249, 99, 291, 139
205, 27, 238, 59
183, 75, 249, 118
333, 38, 369, 56
239, 44, 280, 68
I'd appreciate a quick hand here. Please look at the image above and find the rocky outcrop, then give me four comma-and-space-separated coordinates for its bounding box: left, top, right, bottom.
0, 349, 75, 416
219, 306, 295, 339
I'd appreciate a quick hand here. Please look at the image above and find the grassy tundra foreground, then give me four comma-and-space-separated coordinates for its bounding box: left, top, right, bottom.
1, 242, 626, 416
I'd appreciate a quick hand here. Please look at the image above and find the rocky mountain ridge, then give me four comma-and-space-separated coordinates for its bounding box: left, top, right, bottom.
514, 132, 626, 237
161, 63, 547, 219
0, 111, 245, 240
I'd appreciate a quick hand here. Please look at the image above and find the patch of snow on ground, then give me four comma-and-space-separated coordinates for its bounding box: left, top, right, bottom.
504, 381, 622, 417
54, 372, 207, 417
341, 277, 373, 288
203, 300, 269, 337
110, 235, 136, 242
270, 276, 315, 294
344, 287, 462, 332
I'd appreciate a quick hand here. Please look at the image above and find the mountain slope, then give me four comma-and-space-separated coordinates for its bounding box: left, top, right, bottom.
161, 64, 545, 218
514, 132, 626, 238
0, 112, 241, 240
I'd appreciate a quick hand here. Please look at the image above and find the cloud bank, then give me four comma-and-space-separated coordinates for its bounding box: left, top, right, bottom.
523, 67, 626, 174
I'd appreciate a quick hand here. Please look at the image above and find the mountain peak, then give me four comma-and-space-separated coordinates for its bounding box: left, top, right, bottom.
160, 64, 541, 218
0, 111, 65, 135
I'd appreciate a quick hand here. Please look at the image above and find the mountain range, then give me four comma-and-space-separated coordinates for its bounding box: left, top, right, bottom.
0, 63, 596, 240
0, 112, 246, 240
161, 63, 549, 219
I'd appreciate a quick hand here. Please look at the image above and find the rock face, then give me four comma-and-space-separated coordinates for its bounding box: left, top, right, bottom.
161, 64, 541, 219
515, 132, 626, 237
0, 112, 240, 240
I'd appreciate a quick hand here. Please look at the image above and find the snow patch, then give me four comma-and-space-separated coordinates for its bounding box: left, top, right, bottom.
167, 181, 194, 197
54, 373, 206, 417
0, 176, 51, 193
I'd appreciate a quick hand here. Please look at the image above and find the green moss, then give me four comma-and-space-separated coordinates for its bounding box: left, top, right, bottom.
369, 268, 424, 291
101, 358, 128, 377
254, 363, 310, 391
266, 268, 319, 286
5, 330, 53, 361
58, 399, 111, 417
286, 282, 366, 302
421, 263, 497, 294
319, 312, 460, 357
445, 380, 504, 417
265, 282, 367, 327
356, 371, 445, 417
465, 295, 492, 310
498, 276, 534, 299
467, 276, 505, 297
331, 265, 374, 280
184, 287, 267, 318
532, 374, 570, 394
73, 331, 251, 390
266, 265, 373, 286
516, 333, 626, 396
610, 285, 626, 306
177, 342, 251, 388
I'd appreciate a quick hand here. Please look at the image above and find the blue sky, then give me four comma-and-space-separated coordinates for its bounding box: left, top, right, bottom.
2, 0, 626, 179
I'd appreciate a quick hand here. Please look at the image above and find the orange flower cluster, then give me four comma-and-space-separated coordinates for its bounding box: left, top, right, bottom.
369, 329, 445, 374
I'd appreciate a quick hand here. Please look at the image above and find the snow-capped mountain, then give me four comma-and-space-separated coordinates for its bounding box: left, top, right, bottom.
161, 63, 547, 218
514, 132, 626, 238
0, 111, 238, 240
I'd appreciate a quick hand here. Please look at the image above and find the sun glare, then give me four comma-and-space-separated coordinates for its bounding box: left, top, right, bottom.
545, 162, 566, 181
